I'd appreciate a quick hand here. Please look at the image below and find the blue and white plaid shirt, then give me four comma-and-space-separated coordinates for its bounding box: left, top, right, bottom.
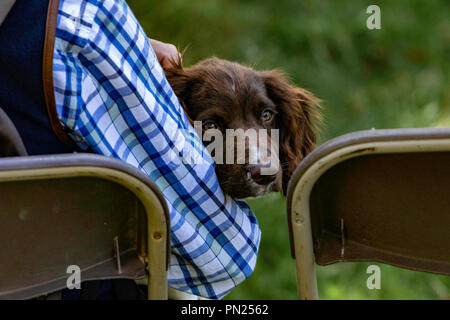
52, 0, 260, 299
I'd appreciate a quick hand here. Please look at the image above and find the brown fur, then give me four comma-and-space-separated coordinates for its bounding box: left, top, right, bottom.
164, 57, 321, 197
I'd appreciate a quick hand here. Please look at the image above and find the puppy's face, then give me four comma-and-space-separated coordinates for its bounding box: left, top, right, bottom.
165, 58, 320, 199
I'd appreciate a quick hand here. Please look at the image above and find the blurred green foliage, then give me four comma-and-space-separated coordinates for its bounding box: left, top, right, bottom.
128, 0, 450, 299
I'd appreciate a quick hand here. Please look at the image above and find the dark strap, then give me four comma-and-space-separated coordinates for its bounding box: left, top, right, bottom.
42, 0, 77, 148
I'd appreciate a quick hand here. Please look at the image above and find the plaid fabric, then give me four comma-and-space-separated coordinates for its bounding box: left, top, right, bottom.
52, 0, 260, 299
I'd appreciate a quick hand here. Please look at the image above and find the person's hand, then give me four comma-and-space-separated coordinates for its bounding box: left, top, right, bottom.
149, 38, 180, 69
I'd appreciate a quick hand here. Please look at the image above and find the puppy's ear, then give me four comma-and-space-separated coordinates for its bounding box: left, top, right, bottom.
261, 70, 322, 193
163, 56, 193, 108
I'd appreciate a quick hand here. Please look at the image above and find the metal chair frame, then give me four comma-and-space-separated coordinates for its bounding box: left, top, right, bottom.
287, 128, 450, 299
0, 154, 170, 300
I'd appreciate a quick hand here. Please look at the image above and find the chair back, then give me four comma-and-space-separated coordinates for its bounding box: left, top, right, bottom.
0, 107, 27, 156
0, 113, 170, 299
287, 128, 450, 299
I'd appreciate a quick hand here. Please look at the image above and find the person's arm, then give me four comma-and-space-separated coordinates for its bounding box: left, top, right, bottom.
52, 0, 260, 299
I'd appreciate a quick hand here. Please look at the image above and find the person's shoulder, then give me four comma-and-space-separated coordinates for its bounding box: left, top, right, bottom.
56, 0, 99, 51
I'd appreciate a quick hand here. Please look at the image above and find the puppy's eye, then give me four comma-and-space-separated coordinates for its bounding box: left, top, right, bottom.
203, 120, 218, 130
261, 109, 274, 122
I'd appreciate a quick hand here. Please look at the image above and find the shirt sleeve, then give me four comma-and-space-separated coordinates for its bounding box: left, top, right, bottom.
52, 0, 260, 299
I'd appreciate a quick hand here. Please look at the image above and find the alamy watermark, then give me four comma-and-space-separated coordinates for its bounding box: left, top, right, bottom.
366, 265, 381, 290
66, 265, 81, 290
366, 5, 381, 30
170, 121, 280, 176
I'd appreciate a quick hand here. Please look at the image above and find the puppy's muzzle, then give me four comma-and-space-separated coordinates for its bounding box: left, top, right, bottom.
248, 163, 277, 186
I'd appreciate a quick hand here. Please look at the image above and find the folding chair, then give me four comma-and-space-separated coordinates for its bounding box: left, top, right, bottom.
0, 0, 15, 27
0, 108, 170, 300
286, 128, 450, 299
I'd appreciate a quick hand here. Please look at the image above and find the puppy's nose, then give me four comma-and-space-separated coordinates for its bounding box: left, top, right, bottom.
249, 165, 277, 186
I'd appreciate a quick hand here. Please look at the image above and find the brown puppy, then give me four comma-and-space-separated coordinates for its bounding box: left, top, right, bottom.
165, 57, 321, 199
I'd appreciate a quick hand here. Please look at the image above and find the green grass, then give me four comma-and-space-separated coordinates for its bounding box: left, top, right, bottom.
128, 0, 450, 299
